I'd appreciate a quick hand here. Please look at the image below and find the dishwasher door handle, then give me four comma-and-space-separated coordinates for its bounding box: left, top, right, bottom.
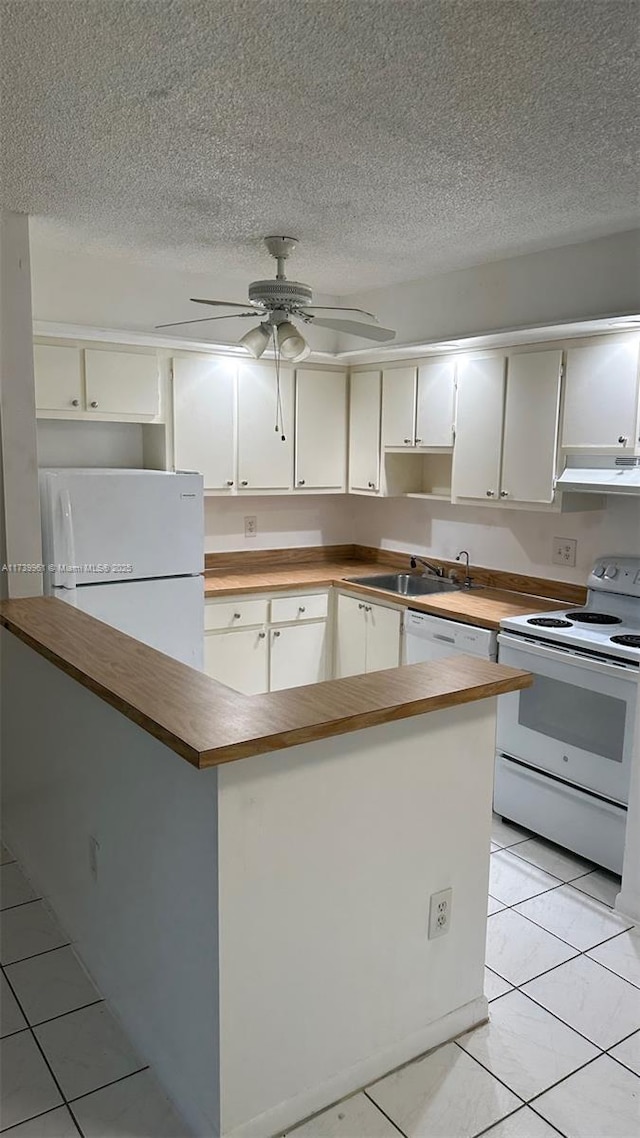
433, 633, 456, 644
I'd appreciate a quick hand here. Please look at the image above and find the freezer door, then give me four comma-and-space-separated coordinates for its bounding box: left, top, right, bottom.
40, 469, 203, 586
60, 576, 204, 670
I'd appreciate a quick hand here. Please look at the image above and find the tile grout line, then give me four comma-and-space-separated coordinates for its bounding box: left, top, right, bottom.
0, 968, 83, 1136
1, 940, 73, 968
66, 1063, 151, 1106
361, 1089, 411, 1138
0, 1103, 83, 1137
0, 896, 44, 913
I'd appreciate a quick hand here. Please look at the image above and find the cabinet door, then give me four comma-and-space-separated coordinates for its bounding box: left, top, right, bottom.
365, 602, 401, 673
382, 367, 417, 446
203, 628, 268, 694
416, 359, 455, 447
269, 622, 327, 691
173, 357, 236, 489
85, 350, 159, 417
295, 369, 347, 489
452, 356, 506, 501
349, 371, 381, 491
562, 341, 640, 449
237, 361, 294, 489
502, 350, 562, 503
334, 594, 367, 677
34, 344, 83, 412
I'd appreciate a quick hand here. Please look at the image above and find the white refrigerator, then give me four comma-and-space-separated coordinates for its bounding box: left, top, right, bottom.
40, 469, 204, 669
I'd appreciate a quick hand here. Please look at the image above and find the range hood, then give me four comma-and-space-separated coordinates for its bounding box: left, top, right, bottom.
557, 457, 640, 495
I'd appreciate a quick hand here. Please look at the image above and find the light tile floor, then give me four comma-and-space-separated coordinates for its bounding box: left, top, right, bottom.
1, 825, 638, 1137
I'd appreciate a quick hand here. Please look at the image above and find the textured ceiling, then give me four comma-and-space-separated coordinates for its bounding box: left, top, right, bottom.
1, 0, 639, 294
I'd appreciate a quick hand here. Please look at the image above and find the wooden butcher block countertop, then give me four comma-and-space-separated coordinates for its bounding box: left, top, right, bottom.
203, 559, 572, 631
0, 598, 531, 770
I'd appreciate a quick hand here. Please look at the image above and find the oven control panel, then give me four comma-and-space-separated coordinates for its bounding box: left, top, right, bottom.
589, 557, 640, 597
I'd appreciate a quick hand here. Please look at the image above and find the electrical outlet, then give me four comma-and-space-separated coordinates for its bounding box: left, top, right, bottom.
552, 537, 577, 567
428, 887, 452, 939
88, 835, 100, 882
244, 515, 257, 539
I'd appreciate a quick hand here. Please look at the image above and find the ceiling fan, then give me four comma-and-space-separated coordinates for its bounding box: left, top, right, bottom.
156, 236, 396, 360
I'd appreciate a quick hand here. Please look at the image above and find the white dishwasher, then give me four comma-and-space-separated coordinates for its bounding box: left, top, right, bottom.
404, 609, 497, 663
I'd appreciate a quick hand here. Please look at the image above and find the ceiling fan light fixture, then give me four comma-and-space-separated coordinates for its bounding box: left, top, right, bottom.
290, 342, 312, 362
276, 320, 308, 360
240, 322, 271, 358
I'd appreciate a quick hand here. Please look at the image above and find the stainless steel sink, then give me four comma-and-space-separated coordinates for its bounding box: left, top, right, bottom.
345, 573, 459, 596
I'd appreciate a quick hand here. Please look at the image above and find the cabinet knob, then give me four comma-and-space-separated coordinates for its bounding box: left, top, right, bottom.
358, 602, 365, 610
404, 437, 412, 444
233, 612, 241, 620
367, 480, 375, 489
298, 479, 305, 486
258, 631, 266, 639
415, 438, 422, 445
240, 480, 248, 486
298, 606, 306, 613
486, 490, 495, 497
365, 605, 372, 612
618, 435, 628, 445
71, 398, 80, 407
273, 629, 281, 638
500, 490, 509, 497
90, 401, 98, 408
226, 480, 234, 486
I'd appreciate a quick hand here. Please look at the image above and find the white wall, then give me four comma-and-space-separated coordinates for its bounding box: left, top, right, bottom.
351, 495, 640, 585
30, 240, 339, 354
342, 230, 640, 348
1, 632, 221, 1137
0, 212, 42, 596
204, 494, 352, 554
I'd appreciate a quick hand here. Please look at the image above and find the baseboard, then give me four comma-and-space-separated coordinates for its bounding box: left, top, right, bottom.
615, 888, 640, 924
222, 995, 488, 1138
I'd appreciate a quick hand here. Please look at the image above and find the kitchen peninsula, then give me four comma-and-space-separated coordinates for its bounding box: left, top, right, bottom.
0, 598, 530, 1138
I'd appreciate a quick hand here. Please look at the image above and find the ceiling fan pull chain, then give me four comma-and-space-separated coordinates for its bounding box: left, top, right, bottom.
271, 325, 286, 441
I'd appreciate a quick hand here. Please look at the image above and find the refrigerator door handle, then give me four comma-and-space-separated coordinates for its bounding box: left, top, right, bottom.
58, 489, 77, 590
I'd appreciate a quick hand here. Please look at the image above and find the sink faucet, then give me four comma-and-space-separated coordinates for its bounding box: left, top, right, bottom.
455, 550, 473, 588
409, 554, 445, 579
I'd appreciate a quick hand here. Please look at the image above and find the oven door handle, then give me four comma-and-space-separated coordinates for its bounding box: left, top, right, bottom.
498, 631, 639, 680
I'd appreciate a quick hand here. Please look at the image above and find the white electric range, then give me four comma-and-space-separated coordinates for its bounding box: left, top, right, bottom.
494, 555, 640, 874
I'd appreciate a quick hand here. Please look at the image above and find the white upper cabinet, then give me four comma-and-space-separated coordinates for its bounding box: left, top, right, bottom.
85, 350, 159, 417
382, 367, 417, 446
173, 357, 236, 489
237, 361, 294, 490
452, 356, 505, 501
34, 344, 83, 412
501, 350, 562, 503
562, 340, 640, 450
416, 359, 456, 448
349, 370, 381, 492
295, 369, 347, 490
453, 351, 562, 505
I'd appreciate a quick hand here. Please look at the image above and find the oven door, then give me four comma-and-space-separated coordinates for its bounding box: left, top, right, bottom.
497, 632, 638, 805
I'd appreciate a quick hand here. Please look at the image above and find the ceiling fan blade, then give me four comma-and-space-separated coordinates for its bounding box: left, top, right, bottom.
155, 312, 261, 329
299, 305, 379, 321
308, 317, 396, 342
189, 297, 253, 309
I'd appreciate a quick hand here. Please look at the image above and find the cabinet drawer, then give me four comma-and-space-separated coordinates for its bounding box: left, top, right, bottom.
204, 598, 269, 630
270, 593, 328, 623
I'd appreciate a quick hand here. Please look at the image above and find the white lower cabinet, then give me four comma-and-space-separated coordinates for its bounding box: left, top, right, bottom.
203, 590, 329, 693
204, 626, 269, 695
334, 593, 401, 678
270, 623, 327, 690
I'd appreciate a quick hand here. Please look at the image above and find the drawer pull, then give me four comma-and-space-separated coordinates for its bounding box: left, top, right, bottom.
258, 631, 266, 639
298, 606, 306, 613
233, 612, 241, 619
90, 401, 98, 408
71, 398, 80, 407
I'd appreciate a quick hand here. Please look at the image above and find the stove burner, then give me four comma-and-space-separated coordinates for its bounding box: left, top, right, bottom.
565, 611, 623, 625
527, 617, 573, 628
610, 634, 640, 648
